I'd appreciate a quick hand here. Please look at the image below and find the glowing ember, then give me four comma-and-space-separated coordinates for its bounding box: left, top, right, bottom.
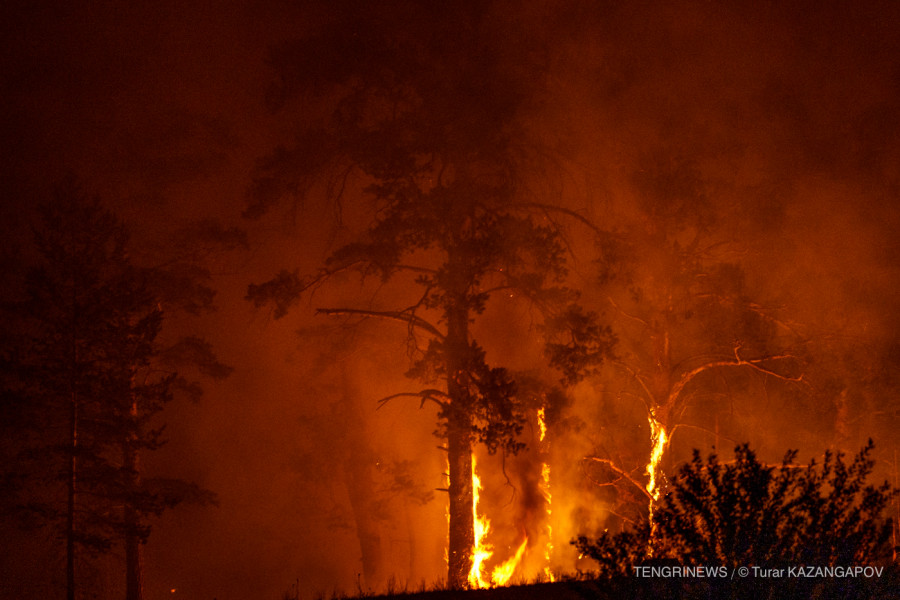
468, 455, 493, 589
491, 537, 528, 585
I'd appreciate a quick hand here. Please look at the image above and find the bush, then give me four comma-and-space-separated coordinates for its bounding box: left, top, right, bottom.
575, 440, 897, 573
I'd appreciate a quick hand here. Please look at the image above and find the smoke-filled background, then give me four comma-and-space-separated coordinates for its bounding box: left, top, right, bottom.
2, 1, 900, 599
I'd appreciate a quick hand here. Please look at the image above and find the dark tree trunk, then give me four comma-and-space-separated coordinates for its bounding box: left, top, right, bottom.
125, 397, 143, 600
403, 498, 416, 582
446, 417, 473, 588
337, 371, 384, 590
66, 388, 77, 600
124, 449, 143, 600
445, 282, 474, 589
344, 450, 383, 589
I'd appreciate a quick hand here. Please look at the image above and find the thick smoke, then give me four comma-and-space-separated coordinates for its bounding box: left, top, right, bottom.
1, 1, 899, 599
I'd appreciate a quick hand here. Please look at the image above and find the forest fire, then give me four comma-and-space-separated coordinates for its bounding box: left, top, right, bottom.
491, 537, 528, 585
645, 412, 669, 553
538, 408, 554, 581
646, 413, 668, 503
3, 2, 900, 599
467, 456, 530, 588
468, 456, 492, 589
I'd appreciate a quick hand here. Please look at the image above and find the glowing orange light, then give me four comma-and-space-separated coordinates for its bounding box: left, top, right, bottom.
537, 407, 556, 582
468, 455, 493, 589
491, 537, 528, 585
444, 454, 450, 566
646, 413, 668, 502
646, 411, 669, 556
537, 407, 547, 443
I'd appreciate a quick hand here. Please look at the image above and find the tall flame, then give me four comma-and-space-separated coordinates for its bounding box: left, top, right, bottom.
444, 454, 450, 566
467, 455, 531, 588
537, 407, 548, 442
646, 411, 669, 556
647, 410, 668, 556
468, 455, 492, 589
646, 413, 668, 502
537, 408, 555, 582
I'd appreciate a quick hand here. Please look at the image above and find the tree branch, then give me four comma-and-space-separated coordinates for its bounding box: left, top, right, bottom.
612, 361, 656, 410
583, 456, 653, 502
376, 390, 450, 410
667, 345, 803, 411
316, 307, 445, 340
394, 264, 439, 275
516, 203, 603, 237
606, 296, 650, 329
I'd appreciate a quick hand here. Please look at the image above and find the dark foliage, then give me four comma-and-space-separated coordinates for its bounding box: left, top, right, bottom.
1, 179, 217, 597
575, 441, 897, 575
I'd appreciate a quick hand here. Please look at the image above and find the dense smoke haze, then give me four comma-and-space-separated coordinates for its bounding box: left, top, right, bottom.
2, 1, 900, 599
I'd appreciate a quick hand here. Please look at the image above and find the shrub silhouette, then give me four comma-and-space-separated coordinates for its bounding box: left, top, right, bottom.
575, 440, 897, 575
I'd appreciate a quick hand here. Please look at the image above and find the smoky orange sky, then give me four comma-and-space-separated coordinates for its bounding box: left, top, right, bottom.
2, 1, 900, 599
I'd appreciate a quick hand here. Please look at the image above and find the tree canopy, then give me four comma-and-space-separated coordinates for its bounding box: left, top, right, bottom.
245, 2, 615, 587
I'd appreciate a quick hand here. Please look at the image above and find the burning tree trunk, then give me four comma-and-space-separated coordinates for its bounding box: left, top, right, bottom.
537, 407, 554, 581
646, 317, 674, 511
445, 275, 476, 589
446, 419, 474, 588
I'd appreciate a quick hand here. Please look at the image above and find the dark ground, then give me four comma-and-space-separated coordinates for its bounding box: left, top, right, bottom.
364, 573, 900, 600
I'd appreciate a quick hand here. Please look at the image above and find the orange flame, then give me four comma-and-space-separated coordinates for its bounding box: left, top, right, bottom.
468, 455, 492, 588
537, 408, 555, 582
468, 455, 531, 588
646, 413, 668, 502
537, 407, 548, 443
646, 411, 669, 556
444, 454, 450, 566
491, 537, 528, 585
